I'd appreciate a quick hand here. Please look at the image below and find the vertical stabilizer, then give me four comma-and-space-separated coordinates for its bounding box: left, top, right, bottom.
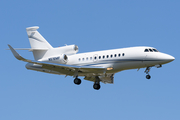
26, 26, 53, 49
26, 26, 53, 60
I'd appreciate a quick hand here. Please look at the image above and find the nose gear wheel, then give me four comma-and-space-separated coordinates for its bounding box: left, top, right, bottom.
146, 74, 151, 79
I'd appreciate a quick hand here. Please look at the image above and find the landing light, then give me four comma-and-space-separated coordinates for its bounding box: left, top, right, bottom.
107, 67, 113, 70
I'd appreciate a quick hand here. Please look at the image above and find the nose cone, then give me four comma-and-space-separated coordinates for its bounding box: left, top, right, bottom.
169, 55, 175, 62
164, 54, 175, 62
158, 53, 175, 64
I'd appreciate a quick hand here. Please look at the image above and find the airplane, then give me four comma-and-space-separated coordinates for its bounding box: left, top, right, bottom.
8, 26, 175, 90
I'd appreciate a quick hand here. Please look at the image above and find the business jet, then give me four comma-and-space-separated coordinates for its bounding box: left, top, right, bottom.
8, 26, 175, 90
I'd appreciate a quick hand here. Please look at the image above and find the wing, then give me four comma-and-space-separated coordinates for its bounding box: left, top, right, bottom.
8, 45, 106, 77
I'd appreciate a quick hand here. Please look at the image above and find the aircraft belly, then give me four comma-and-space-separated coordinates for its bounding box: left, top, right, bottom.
112, 61, 146, 71
25, 63, 106, 77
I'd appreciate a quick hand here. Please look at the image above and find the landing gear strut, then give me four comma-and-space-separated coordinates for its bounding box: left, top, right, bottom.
144, 67, 151, 79
74, 77, 81, 85
93, 76, 101, 90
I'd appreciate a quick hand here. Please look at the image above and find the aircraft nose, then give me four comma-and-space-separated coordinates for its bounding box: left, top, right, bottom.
159, 53, 175, 63
165, 54, 175, 62
169, 55, 175, 61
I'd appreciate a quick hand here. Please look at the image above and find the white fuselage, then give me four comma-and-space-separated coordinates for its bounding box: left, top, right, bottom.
68, 46, 174, 72
33, 46, 174, 76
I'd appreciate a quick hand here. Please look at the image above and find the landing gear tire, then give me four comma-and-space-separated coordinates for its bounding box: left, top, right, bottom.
146, 75, 151, 79
74, 78, 81, 85
93, 83, 101, 90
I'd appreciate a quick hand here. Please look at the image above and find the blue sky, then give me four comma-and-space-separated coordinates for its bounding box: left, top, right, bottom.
1, 0, 180, 120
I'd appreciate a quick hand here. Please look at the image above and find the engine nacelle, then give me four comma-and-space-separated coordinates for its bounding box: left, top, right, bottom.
38, 45, 78, 63
48, 54, 68, 64
55, 45, 78, 55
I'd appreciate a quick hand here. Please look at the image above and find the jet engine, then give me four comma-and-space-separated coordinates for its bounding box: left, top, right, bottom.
55, 45, 78, 55
37, 44, 78, 63
48, 54, 68, 64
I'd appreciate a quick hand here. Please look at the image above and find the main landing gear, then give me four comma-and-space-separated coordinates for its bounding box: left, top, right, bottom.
93, 82, 101, 90
93, 76, 101, 90
73, 76, 101, 90
144, 67, 151, 79
74, 77, 81, 85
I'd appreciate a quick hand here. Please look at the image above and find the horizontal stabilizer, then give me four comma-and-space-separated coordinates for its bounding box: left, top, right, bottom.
6, 48, 31, 50
6, 48, 48, 51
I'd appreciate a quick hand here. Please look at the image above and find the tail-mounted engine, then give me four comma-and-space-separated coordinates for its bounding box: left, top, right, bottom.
48, 54, 68, 64
56, 45, 78, 55
40, 44, 78, 63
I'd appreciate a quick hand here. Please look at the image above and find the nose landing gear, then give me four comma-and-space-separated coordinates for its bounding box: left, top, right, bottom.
146, 74, 151, 79
145, 67, 151, 79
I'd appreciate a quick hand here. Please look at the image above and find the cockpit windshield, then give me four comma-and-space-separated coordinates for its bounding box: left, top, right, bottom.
144, 48, 159, 52
144, 49, 149, 52
153, 49, 158, 52
149, 49, 153, 52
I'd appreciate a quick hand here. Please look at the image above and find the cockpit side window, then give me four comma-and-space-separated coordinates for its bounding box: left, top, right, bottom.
153, 49, 158, 52
144, 49, 149, 52
149, 49, 153, 52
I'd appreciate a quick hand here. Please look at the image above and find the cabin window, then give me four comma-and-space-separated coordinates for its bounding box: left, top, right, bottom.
79, 58, 81, 61
114, 54, 117, 57
149, 49, 153, 52
118, 54, 121, 57
144, 49, 149, 52
99, 56, 101, 59
103, 55, 105, 59
86, 57, 88, 60
90, 57, 92, 60
111, 55, 113, 58
82, 58, 84, 61
94, 56, 97, 60
107, 55, 109, 58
